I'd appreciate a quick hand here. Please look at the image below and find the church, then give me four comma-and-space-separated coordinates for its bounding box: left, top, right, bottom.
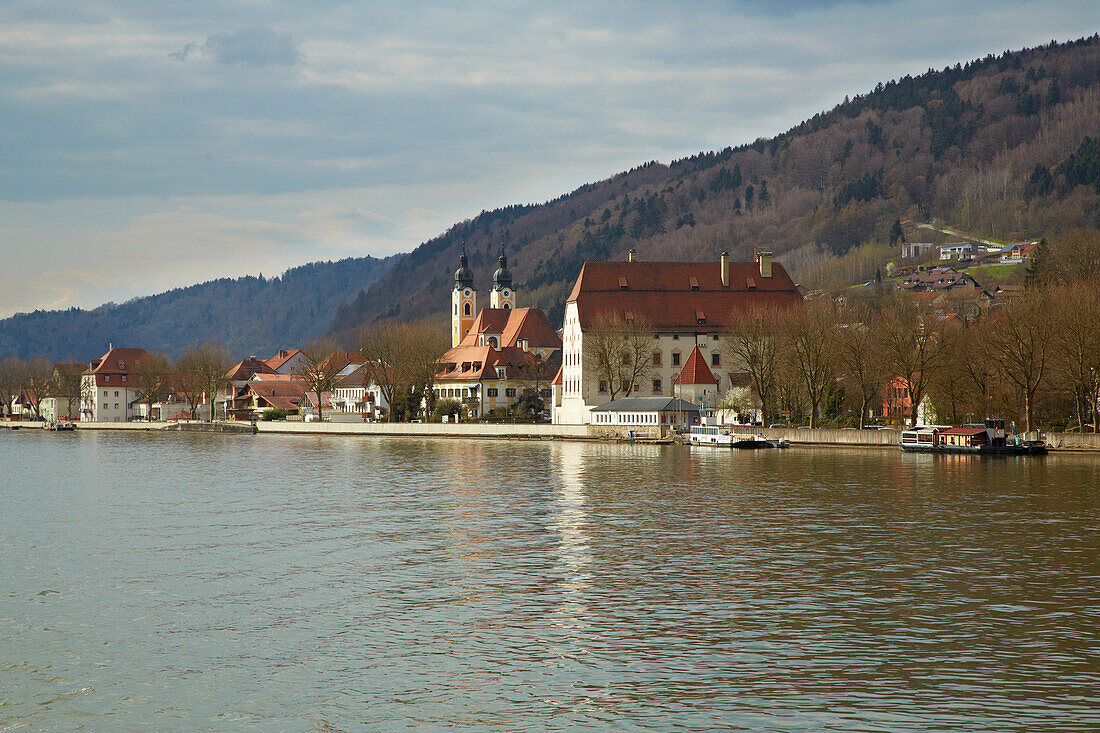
433, 246, 562, 418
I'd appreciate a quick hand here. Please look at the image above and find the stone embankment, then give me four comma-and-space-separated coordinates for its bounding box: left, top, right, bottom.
12, 420, 1099, 450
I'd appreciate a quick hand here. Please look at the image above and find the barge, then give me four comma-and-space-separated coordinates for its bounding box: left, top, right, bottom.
900, 419, 1046, 455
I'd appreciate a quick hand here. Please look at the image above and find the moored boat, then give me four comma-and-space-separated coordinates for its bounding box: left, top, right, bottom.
688, 419, 774, 449
899, 419, 1046, 455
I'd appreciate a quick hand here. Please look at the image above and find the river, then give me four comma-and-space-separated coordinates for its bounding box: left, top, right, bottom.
2, 430, 1098, 731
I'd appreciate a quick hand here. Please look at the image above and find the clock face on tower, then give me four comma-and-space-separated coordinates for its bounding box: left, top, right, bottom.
503, 289, 510, 297
464, 289, 471, 297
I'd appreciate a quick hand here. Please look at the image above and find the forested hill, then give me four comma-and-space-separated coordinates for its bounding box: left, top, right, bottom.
0, 255, 396, 361
331, 34, 1100, 332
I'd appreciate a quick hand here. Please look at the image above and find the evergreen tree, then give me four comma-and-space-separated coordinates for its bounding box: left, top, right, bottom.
759, 180, 769, 207
744, 184, 755, 210
733, 197, 742, 215
890, 219, 904, 244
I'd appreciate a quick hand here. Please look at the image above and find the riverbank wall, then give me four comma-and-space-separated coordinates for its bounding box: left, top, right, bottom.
12, 420, 1098, 450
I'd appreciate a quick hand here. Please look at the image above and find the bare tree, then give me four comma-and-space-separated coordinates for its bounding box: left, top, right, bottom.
356, 319, 451, 422
836, 305, 885, 429
21, 358, 53, 420
177, 344, 232, 420
355, 321, 407, 422
403, 320, 450, 419
722, 304, 784, 426
0, 355, 21, 418
1048, 283, 1100, 432
586, 313, 652, 401
986, 289, 1053, 434
873, 299, 948, 428
293, 338, 343, 422
133, 352, 174, 420
50, 361, 86, 419
783, 299, 836, 428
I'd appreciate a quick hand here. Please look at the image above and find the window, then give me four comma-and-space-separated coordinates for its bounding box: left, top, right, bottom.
121, 375, 127, 383
102, 390, 108, 397
487, 388, 498, 397
652, 351, 661, 366
104, 375, 110, 383
711, 352, 721, 367
652, 378, 662, 393
505, 388, 516, 398
689, 276, 699, 292
115, 391, 119, 397
119, 362, 125, 370
671, 352, 681, 366
103, 403, 108, 409
463, 302, 471, 316
598, 381, 608, 394
696, 310, 706, 324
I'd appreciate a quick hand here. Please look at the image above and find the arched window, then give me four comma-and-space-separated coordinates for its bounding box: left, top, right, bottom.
488, 336, 498, 348
463, 302, 471, 316
503, 303, 510, 309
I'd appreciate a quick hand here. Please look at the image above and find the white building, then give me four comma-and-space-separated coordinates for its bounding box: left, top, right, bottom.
79, 347, 149, 422
554, 251, 802, 425
939, 242, 975, 260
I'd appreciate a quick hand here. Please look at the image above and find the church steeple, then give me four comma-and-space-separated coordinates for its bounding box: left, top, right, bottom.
490, 242, 515, 309
451, 243, 477, 346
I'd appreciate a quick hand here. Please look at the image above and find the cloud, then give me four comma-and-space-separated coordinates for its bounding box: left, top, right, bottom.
201, 26, 302, 67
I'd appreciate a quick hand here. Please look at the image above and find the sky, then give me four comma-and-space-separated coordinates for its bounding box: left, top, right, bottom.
1, 1, 1097, 318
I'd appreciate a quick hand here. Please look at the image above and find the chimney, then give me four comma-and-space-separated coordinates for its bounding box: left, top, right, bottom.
720, 251, 730, 287
628, 248, 636, 262
757, 250, 773, 278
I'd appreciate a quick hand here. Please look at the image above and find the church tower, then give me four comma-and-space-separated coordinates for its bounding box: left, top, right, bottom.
489, 244, 515, 310
452, 245, 477, 347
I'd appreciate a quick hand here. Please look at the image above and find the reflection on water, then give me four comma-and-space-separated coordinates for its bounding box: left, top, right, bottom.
1, 431, 1099, 731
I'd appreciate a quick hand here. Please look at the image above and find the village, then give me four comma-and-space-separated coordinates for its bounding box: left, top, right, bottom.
1, 236, 1098, 444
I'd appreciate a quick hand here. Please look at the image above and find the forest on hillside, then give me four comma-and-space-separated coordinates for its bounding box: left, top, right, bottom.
331, 35, 1100, 331
0, 255, 395, 362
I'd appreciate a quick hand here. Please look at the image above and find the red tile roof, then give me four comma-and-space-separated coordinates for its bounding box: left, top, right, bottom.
226, 358, 278, 381
566, 260, 801, 330
265, 349, 301, 370
87, 347, 149, 375
673, 346, 718, 385
551, 366, 563, 386
459, 307, 562, 349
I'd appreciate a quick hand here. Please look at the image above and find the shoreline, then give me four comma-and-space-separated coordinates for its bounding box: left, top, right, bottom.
4, 420, 1098, 451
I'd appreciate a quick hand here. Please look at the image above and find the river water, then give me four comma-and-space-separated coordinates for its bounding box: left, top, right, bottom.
2, 431, 1099, 731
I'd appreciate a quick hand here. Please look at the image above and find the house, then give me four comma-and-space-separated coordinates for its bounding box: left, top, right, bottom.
80, 347, 149, 422
238, 376, 314, 419
39, 362, 84, 422
590, 397, 701, 428
434, 248, 562, 418
939, 242, 975, 261
1000, 242, 1038, 263
219, 357, 278, 419
897, 268, 984, 292
882, 375, 935, 426
555, 250, 802, 424
331, 362, 390, 420
265, 349, 306, 374
901, 242, 936, 259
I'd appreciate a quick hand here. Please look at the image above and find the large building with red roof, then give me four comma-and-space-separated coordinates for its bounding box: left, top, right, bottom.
79, 346, 150, 422
554, 251, 802, 424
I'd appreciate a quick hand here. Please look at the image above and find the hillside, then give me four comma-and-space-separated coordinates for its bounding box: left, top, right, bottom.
0, 255, 395, 361
331, 35, 1099, 331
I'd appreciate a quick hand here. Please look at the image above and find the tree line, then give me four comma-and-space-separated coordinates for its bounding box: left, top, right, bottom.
718, 278, 1100, 434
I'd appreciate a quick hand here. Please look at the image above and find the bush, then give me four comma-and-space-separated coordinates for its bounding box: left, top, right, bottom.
262, 408, 289, 421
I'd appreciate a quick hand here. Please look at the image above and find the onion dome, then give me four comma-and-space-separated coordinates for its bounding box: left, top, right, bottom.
454, 244, 474, 289
493, 245, 513, 290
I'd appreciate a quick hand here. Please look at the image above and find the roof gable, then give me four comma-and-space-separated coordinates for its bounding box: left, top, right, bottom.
673, 346, 718, 385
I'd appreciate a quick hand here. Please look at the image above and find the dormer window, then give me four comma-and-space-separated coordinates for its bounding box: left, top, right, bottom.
746, 277, 756, 292
118, 362, 125, 369
696, 310, 706, 325
104, 375, 110, 383
496, 367, 506, 378
689, 277, 699, 292
618, 276, 628, 291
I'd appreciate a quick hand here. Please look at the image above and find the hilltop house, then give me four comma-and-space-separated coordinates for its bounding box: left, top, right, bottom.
554, 250, 802, 424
